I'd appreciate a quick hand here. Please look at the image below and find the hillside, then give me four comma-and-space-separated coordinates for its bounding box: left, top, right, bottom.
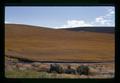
60, 27, 114, 33
5, 24, 115, 62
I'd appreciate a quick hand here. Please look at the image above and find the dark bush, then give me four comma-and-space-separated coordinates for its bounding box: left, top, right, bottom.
76, 65, 90, 75
64, 69, 76, 74
64, 65, 77, 74
48, 64, 64, 74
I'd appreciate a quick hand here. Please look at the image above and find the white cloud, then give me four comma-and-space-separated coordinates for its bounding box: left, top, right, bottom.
95, 16, 111, 25
95, 16, 104, 23
54, 20, 93, 29
106, 8, 115, 17
94, 8, 114, 26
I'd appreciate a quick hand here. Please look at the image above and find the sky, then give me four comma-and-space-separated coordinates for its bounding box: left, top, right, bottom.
5, 6, 115, 29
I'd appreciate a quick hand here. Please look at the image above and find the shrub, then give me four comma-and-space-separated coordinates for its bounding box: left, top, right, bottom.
76, 65, 90, 75
48, 64, 64, 74
64, 65, 76, 74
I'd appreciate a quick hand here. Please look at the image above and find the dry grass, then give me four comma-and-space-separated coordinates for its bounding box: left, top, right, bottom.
5, 56, 114, 78
5, 24, 115, 62
5, 69, 114, 78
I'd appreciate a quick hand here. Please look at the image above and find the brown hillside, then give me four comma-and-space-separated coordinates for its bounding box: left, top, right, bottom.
5, 24, 115, 62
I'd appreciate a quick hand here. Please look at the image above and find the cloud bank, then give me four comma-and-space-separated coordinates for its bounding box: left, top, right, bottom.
54, 20, 93, 29
54, 8, 115, 29
94, 8, 115, 26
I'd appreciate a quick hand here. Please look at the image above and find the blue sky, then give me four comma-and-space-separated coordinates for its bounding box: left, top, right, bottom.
5, 6, 115, 29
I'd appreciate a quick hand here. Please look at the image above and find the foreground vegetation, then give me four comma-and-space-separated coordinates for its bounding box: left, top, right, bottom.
5, 56, 114, 79
5, 70, 80, 78
5, 70, 114, 79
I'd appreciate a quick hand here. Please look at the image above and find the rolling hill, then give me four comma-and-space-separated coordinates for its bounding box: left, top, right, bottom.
5, 24, 115, 62
60, 27, 114, 33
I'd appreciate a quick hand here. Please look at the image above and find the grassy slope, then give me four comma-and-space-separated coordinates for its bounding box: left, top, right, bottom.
5, 24, 115, 62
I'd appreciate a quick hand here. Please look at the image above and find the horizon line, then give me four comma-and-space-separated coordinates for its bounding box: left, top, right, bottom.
5, 23, 115, 29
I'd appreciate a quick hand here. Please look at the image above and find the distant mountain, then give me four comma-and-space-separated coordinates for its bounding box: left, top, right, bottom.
60, 27, 114, 33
